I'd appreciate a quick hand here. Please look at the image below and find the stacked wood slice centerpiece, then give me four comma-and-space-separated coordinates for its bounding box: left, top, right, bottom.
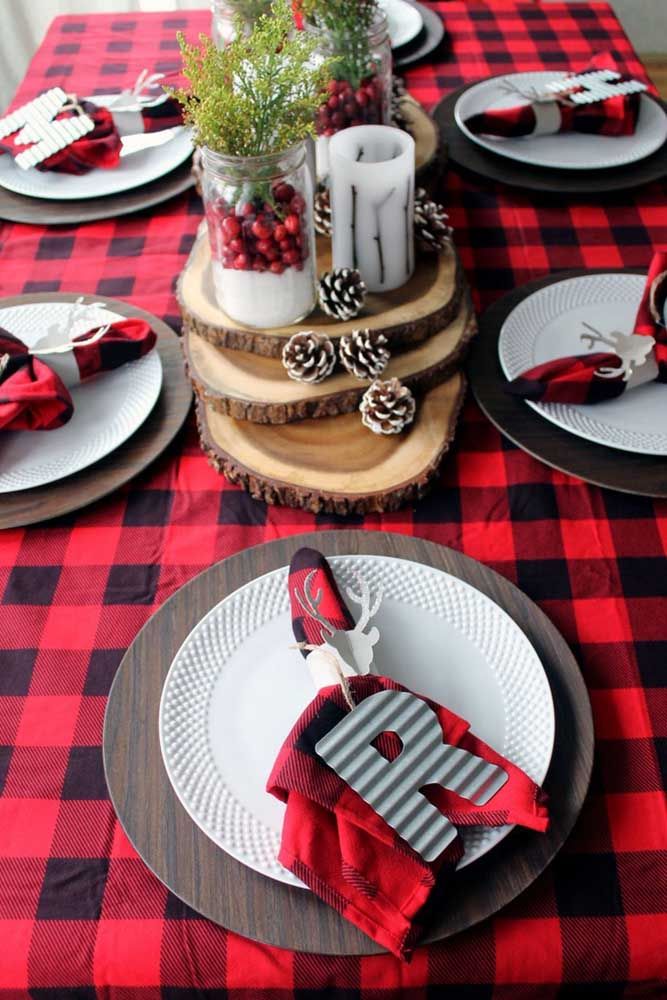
179, 103, 475, 515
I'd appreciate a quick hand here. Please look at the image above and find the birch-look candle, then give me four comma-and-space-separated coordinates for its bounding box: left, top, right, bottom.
329, 125, 415, 293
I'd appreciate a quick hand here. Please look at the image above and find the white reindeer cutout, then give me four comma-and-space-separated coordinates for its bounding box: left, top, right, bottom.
580, 322, 655, 382
32, 298, 111, 357
296, 569, 382, 679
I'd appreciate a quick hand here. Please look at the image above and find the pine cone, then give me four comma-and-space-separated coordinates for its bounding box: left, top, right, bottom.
314, 185, 332, 238
391, 76, 410, 131
282, 331, 335, 384
360, 378, 416, 435
339, 329, 390, 381
319, 268, 367, 321
414, 187, 453, 253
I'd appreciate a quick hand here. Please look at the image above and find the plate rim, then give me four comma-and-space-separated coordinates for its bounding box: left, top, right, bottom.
158, 552, 555, 889
0, 299, 164, 493
104, 529, 594, 955
497, 271, 667, 456
0, 93, 192, 202
382, 0, 424, 49
454, 72, 667, 171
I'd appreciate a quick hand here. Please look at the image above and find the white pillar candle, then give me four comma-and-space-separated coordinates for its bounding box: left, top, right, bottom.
329, 125, 415, 293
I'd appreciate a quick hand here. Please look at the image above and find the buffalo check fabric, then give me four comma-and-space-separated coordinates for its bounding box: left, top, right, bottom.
0, 3, 666, 997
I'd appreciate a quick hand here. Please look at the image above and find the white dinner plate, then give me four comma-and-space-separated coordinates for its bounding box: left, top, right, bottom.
498, 273, 667, 455
380, 0, 423, 49
0, 94, 192, 201
0, 301, 162, 492
159, 555, 555, 889
455, 72, 667, 170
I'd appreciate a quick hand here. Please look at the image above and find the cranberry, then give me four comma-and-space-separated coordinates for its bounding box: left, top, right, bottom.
234, 253, 249, 269
239, 202, 255, 217
229, 237, 244, 254
256, 239, 273, 255
252, 220, 272, 240
284, 214, 300, 236
290, 194, 306, 214
327, 95, 339, 110
264, 247, 279, 262
331, 111, 344, 128
270, 261, 285, 274
273, 182, 295, 203
221, 216, 241, 240
282, 249, 300, 266
253, 258, 267, 272
279, 237, 294, 251
273, 223, 287, 242
327, 79, 339, 95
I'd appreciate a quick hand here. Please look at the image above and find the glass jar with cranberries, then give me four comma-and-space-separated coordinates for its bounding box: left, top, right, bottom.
210, 0, 272, 47
202, 141, 317, 329
309, 9, 392, 181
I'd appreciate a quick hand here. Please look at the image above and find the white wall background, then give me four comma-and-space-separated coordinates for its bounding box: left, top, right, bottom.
1, 0, 665, 108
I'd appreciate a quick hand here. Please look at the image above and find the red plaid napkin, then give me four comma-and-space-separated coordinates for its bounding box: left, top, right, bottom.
508, 249, 667, 404
268, 549, 549, 959
0, 318, 156, 431
464, 53, 641, 140
0, 93, 183, 175
289, 547, 356, 652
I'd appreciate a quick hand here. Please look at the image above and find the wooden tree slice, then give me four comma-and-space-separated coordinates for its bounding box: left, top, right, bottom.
186, 298, 476, 423
196, 372, 466, 514
178, 231, 464, 358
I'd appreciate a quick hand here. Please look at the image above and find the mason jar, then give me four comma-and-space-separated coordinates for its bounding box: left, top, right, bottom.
202, 141, 317, 329
210, 0, 272, 46
309, 9, 392, 180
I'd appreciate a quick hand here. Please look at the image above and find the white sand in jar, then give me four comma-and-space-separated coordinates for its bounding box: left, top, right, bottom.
212, 259, 317, 329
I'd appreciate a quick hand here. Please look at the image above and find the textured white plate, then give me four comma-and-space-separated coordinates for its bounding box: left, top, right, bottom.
499, 273, 667, 456
0, 94, 192, 201
0, 301, 162, 492
380, 0, 423, 49
159, 555, 555, 889
455, 72, 667, 170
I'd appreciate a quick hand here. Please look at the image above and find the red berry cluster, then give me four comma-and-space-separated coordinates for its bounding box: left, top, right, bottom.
207, 182, 308, 275
316, 76, 385, 136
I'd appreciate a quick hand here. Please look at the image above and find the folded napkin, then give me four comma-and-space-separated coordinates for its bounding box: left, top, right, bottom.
508, 249, 667, 405
0, 316, 156, 431
464, 53, 642, 141
0, 85, 183, 175
268, 548, 549, 959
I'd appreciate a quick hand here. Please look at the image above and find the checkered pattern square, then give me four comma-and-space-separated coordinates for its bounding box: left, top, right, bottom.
0, 3, 666, 996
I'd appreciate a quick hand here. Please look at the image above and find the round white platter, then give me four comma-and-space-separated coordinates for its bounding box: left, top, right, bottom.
380, 0, 424, 50
0, 94, 192, 201
159, 555, 555, 889
454, 72, 667, 170
0, 300, 163, 493
498, 272, 667, 456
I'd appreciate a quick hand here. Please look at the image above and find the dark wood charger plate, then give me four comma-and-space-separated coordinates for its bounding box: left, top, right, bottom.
469, 269, 667, 498
103, 530, 593, 955
433, 82, 667, 194
0, 293, 192, 529
0, 157, 195, 226
394, 2, 446, 69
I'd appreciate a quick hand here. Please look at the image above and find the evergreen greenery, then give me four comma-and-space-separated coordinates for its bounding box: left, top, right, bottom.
301, 0, 381, 90
171, 0, 332, 157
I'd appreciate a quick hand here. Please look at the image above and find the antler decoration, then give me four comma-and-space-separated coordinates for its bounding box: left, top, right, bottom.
295, 570, 336, 639
345, 574, 383, 633
30, 298, 111, 357
106, 69, 169, 112
580, 322, 656, 382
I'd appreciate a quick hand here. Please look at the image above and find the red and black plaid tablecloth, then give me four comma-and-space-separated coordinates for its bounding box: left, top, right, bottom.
0, 3, 665, 997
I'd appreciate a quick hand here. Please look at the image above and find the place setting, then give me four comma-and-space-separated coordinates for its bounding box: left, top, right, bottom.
0, 71, 195, 225
0, 292, 191, 528
469, 248, 667, 497
380, 0, 446, 70
433, 53, 667, 193
104, 529, 593, 956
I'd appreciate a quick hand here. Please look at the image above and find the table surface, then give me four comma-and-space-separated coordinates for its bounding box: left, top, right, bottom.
0, 3, 665, 997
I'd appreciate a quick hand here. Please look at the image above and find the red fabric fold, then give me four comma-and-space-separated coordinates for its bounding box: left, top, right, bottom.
72, 317, 157, 381
268, 674, 548, 958
465, 53, 641, 140
508, 248, 667, 404
288, 546, 356, 653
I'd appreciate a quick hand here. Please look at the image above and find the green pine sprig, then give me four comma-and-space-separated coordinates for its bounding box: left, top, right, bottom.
301, 0, 381, 90
170, 0, 332, 157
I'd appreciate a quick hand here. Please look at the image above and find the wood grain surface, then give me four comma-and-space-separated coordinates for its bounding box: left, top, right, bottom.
185, 300, 476, 424
0, 158, 195, 226
432, 84, 667, 195
103, 530, 594, 956
0, 294, 192, 529
179, 232, 464, 358
196, 373, 467, 515
469, 270, 667, 498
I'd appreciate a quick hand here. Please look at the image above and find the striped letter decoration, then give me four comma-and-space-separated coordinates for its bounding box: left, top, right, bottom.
315, 689, 508, 862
